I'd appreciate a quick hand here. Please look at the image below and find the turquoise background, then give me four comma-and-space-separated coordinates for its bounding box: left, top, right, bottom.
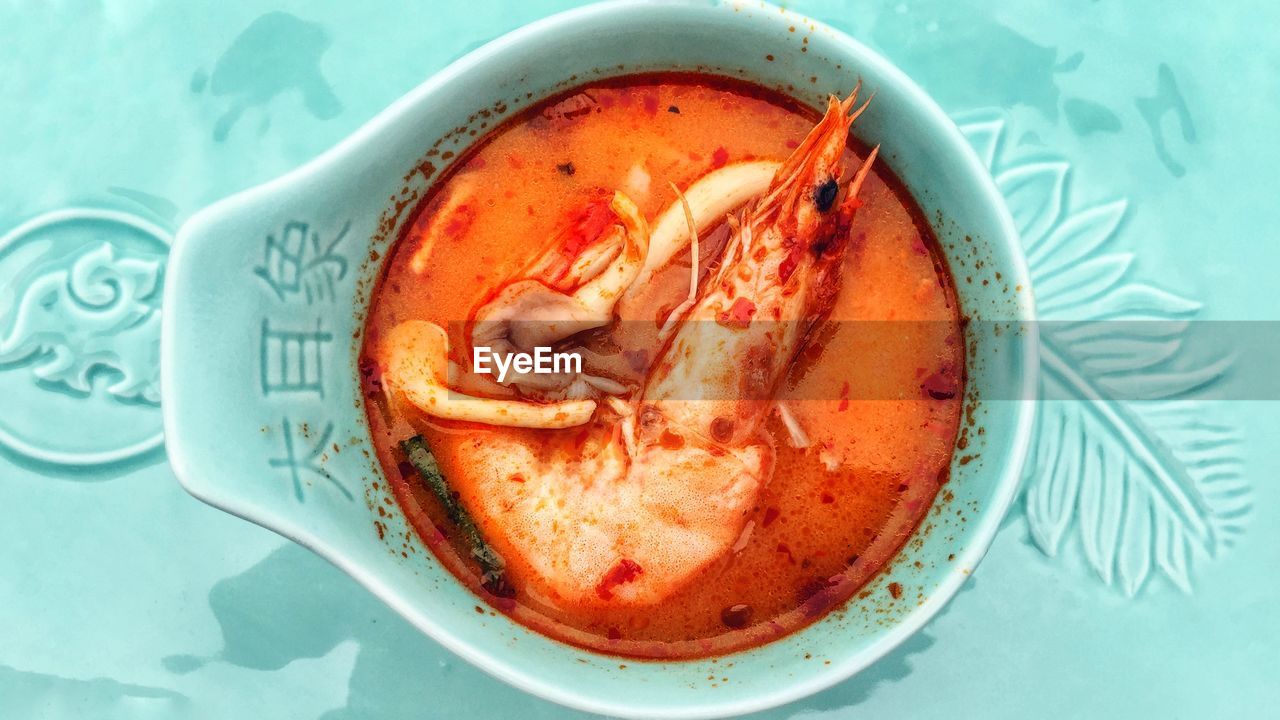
1, 1, 1275, 718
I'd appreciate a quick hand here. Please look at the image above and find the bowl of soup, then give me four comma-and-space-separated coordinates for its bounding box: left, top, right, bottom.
162, 1, 1037, 717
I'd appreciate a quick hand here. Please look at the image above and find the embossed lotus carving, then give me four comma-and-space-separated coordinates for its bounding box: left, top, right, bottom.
958, 114, 1251, 596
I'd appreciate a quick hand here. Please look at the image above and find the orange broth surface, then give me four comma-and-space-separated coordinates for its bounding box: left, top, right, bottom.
361, 75, 965, 658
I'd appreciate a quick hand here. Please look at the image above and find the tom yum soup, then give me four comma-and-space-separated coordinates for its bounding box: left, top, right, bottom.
361, 75, 965, 659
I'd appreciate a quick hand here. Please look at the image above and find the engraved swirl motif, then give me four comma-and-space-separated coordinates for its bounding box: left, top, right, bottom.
0, 209, 169, 468
957, 114, 1252, 595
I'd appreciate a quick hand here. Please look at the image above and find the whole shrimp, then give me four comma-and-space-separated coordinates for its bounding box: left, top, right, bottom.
382, 92, 878, 608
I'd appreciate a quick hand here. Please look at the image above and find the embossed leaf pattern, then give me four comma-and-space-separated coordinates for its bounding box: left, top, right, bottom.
998, 161, 1068, 250
958, 115, 1250, 596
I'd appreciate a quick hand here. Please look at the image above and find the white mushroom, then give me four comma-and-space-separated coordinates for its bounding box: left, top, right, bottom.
471, 191, 648, 397
625, 160, 780, 297
381, 320, 596, 428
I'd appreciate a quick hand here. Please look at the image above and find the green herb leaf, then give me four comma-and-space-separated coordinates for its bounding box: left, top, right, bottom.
400, 436, 509, 592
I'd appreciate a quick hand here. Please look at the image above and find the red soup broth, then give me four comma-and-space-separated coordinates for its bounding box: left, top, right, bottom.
361, 74, 964, 659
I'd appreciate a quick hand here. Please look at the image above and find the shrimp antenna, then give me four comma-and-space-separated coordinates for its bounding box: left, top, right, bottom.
843, 144, 880, 211
657, 182, 700, 342
848, 89, 876, 125
838, 79, 875, 128
839, 79, 863, 114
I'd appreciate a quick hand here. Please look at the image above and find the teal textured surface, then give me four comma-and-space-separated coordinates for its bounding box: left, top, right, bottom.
1, 1, 1275, 718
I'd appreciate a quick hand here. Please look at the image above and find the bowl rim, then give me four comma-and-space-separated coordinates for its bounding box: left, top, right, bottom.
163, 1, 1039, 717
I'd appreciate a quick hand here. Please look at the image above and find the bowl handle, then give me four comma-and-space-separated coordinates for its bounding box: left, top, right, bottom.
161, 178, 374, 540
